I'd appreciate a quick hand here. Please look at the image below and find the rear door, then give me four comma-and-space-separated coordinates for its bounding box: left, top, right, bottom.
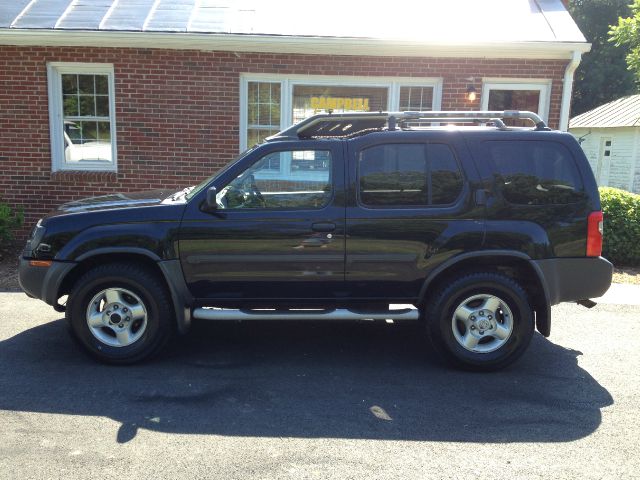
344, 131, 484, 301
179, 140, 346, 301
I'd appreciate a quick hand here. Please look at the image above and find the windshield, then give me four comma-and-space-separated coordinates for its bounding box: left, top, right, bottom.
185, 146, 257, 201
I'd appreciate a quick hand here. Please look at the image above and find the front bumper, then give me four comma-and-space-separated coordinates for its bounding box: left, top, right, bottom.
18, 258, 76, 306
532, 256, 613, 306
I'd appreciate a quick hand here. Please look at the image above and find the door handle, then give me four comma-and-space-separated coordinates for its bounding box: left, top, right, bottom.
311, 222, 336, 233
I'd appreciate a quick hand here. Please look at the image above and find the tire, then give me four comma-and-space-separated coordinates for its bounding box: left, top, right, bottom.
424, 272, 534, 372
65, 262, 174, 364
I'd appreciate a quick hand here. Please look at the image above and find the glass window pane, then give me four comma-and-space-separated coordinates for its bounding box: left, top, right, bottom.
248, 103, 259, 125
246, 81, 281, 144
79, 96, 96, 116
97, 121, 111, 142
247, 128, 277, 147
62, 74, 78, 94
96, 96, 109, 117
291, 150, 331, 172
63, 95, 79, 116
292, 85, 388, 124
359, 144, 427, 207
248, 82, 259, 103
218, 150, 332, 209
81, 121, 98, 141
488, 89, 541, 127
429, 144, 463, 204
487, 141, 586, 205
258, 83, 271, 103
60, 70, 114, 164
78, 75, 95, 94
63, 120, 111, 163
64, 121, 81, 142
399, 86, 434, 111
94, 75, 108, 94
259, 104, 271, 125
270, 102, 280, 125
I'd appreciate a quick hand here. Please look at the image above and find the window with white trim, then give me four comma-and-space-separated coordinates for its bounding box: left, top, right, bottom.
47, 63, 117, 171
240, 75, 442, 151
247, 81, 281, 149
481, 79, 550, 126
398, 86, 434, 111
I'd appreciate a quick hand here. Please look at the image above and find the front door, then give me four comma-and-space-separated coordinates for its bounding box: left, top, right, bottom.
179, 141, 346, 302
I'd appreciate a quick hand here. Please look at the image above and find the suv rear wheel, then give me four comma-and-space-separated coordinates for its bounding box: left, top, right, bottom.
425, 272, 534, 371
66, 263, 173, 364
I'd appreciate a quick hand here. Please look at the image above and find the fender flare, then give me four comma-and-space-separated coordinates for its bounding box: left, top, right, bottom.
418, 250, 552, 337
65, 248, 193, 335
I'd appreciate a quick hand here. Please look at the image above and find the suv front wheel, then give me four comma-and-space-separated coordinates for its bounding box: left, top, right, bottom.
425, 272, 534, 371
66, 263, 173, 364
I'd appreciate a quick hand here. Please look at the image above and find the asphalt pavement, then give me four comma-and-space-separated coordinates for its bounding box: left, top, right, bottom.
0, 291, 638, 479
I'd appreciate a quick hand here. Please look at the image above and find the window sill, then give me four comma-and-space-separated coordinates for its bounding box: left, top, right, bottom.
51, 170, 118, 183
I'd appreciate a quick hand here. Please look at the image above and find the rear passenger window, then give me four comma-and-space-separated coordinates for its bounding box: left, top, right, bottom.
430, 144, 464, 205
359, 143, 463, 207
487, 141, 586, 205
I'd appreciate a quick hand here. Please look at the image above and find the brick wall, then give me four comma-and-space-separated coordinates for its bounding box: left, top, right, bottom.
0, 46, 567, 237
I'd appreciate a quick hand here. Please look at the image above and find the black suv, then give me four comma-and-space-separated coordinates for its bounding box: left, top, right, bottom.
18, 111, 613, 370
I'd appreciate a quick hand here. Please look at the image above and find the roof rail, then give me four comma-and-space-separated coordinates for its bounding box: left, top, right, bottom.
269, 110, 549, 141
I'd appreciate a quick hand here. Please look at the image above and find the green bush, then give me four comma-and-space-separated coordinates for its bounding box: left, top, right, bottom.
0, 202, 24, 248
600, 187, 640, 266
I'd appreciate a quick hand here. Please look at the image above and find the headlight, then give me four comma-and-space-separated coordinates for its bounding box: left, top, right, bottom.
28, 219, 46, 251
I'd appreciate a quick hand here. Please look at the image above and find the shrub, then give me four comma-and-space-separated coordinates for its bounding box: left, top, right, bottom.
599, 187, 640, 266
0, 202, 24, 249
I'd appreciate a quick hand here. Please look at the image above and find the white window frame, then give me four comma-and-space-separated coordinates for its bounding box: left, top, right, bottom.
239, 74, 443, 151
47, 62, 117, 172
481, 78, 551, 122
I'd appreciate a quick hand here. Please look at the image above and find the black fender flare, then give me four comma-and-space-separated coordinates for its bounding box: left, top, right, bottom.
418, 250, 552, 337
67, 248, 193, 335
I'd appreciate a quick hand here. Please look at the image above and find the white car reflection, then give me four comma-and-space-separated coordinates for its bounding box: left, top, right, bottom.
64, 120, 111, 162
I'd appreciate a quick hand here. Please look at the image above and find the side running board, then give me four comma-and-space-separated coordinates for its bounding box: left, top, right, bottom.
192, 306, 419, 322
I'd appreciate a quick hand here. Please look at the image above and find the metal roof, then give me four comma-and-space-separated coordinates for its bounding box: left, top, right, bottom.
0, 0, 586, 44
569, 95, 640, 129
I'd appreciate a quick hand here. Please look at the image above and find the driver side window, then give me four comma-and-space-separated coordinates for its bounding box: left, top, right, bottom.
217, 149, 333, 210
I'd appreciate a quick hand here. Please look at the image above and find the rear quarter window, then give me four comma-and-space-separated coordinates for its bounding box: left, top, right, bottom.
486, 140, 587, 205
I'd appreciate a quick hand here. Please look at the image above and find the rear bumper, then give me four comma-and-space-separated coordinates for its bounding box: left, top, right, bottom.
18, 258, 76, 306
532, 257, 613, 306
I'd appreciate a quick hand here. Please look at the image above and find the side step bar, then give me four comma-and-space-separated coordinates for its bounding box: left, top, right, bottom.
192, 306, 420, 322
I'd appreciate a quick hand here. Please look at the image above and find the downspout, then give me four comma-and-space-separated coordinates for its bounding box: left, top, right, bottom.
559, 50, 582, 131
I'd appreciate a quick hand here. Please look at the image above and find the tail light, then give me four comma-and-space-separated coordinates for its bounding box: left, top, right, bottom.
586, 211, 603, 257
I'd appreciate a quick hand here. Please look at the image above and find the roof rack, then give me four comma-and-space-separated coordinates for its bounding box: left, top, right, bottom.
268, 110, 549, 141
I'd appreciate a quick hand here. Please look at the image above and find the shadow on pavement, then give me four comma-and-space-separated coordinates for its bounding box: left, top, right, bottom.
0, 319, 613, 444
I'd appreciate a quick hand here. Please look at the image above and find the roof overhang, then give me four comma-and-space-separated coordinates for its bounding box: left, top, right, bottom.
0, 29, 591, 59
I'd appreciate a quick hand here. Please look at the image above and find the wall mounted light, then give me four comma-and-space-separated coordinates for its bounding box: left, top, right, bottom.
466, 85, 477, 102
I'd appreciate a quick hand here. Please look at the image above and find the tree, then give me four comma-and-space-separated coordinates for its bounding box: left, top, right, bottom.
569, 0, 636, 116
610, 0, 640, 84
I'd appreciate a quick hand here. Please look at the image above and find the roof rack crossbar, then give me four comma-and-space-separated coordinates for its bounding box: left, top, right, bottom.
268, 110, 548, 141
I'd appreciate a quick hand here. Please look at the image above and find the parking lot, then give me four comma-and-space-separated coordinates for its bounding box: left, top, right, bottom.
0, 292, 638, 479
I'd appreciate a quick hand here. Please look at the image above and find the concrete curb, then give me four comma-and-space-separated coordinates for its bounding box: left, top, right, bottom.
593, 283, 640, 305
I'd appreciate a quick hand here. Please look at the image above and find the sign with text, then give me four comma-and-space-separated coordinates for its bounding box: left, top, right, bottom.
310, 97, 370, 111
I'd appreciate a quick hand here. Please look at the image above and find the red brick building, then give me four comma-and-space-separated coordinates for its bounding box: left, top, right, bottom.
0, 0, 589, 234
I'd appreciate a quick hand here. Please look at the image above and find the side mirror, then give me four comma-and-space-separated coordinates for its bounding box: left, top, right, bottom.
205, 186, 218, 210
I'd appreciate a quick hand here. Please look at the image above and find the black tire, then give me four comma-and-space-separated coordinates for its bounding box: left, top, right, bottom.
424, 272, 534, 372
66, 263, 174, 364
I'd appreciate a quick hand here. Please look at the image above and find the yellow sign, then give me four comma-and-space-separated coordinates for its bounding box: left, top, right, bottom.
310, 97, 370, 111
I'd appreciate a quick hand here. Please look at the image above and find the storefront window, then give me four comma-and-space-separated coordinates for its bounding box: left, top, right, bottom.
292, 85, 388, 124
241, 76, 442, 150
